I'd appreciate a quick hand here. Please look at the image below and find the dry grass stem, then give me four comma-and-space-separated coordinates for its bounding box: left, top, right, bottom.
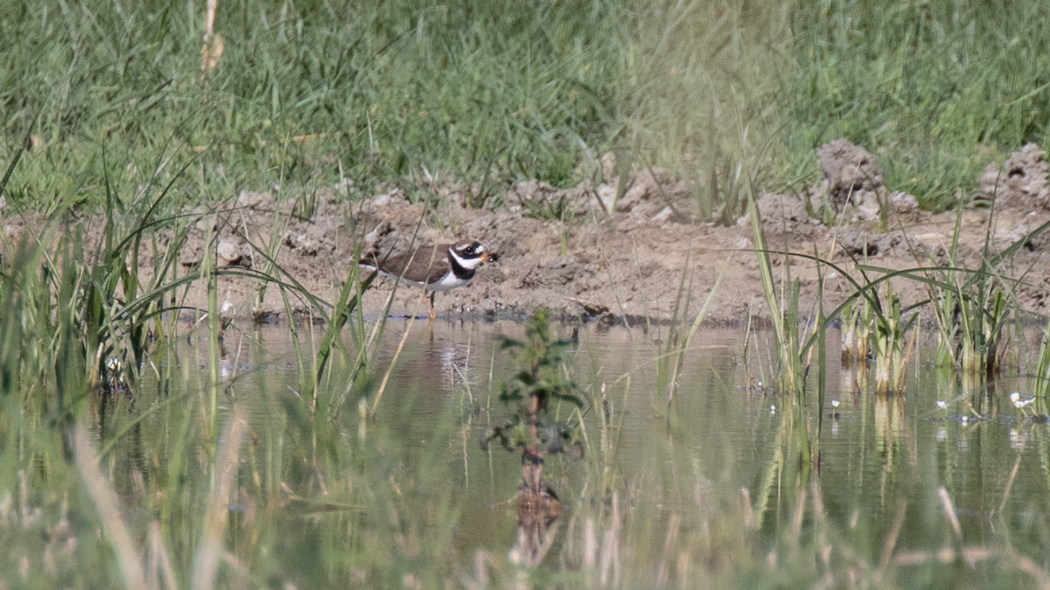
191, 410, 248, 590
937, 487, 963, 540
998, 452, 1024, 515
370, 308, 420, 418
147, 522, 178, 590
73, 424, 148, 590
656, 512, 681, 585
879, 499, 908, 568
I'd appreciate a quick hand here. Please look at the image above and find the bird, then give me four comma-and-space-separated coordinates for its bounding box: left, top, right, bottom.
360, 239, 490, 321
103, 356, 129, 394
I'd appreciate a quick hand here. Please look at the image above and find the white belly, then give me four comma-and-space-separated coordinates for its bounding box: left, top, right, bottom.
371, 269, 469, 292
425, 272, 471, 292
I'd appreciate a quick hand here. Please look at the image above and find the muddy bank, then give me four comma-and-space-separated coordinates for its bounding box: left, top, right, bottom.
8, 142, 1050, 325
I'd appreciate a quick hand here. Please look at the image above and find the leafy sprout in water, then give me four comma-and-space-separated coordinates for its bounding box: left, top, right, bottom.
481, 309, 584, 457
498, 310, 581, 412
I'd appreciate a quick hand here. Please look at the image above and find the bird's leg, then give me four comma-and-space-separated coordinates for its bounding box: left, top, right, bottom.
428, 291, 436, 322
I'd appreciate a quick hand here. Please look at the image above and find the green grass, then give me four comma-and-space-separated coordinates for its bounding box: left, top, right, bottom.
1, 0, 627, 208
5, 0, 1050, 217
779, 0, 1050, 209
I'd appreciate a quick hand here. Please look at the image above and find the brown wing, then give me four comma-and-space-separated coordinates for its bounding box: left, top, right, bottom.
365, 244, 451, 284
407, 244, 452, 284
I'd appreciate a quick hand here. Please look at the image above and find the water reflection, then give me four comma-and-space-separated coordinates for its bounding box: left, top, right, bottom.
873, 393, 906, 452
85, 321, 1050, 587
510, 458, 562, 567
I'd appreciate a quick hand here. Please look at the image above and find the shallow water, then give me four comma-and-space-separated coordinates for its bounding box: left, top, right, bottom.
92, 320, 1050, 587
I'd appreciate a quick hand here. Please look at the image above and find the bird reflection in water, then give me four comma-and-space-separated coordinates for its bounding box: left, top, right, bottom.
509, 453, 563, 567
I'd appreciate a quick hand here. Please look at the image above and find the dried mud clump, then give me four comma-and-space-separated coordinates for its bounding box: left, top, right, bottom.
836, 227, 906, 258
980, 143, 1050, 210
816, 138, 886, 221
178, 206, 254, 269
613, 167, 692, 223
887, 190, 919, 215
750, 193, 821, 241
505, 165, 693, 225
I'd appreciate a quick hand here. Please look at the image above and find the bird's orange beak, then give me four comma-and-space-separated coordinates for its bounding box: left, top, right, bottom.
480, 253, 490, 262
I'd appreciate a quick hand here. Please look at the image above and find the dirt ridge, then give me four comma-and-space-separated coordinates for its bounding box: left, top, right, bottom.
6, 141, 1050, 326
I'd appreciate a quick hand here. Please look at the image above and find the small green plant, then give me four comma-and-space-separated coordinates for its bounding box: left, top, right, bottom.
870, 283, 917, 395
521, 194, 575, 223
482, 309, 583, 456
1034, 316, 1050, 400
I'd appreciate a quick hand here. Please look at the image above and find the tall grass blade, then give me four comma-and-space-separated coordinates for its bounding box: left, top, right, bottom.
73, 423, 148, 590
191, 410, 248, 590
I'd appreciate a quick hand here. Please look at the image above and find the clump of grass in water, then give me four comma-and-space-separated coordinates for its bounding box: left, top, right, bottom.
901, 194, 1046, 381
0, 144, 257, 586
0, 140, 195, 407
835, 259, 919, 396
869, 283, 917, 396
656, 252, 726, 417
919, 204, 996, 376
839, 298, 871, 366
751, 169, 1046, 402
0, 131, 371, 425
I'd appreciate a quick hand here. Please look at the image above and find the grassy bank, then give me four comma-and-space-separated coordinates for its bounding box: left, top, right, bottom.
3, 0, 1050, 214
1, 0, 629, 208
778, 0, 1050, 209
